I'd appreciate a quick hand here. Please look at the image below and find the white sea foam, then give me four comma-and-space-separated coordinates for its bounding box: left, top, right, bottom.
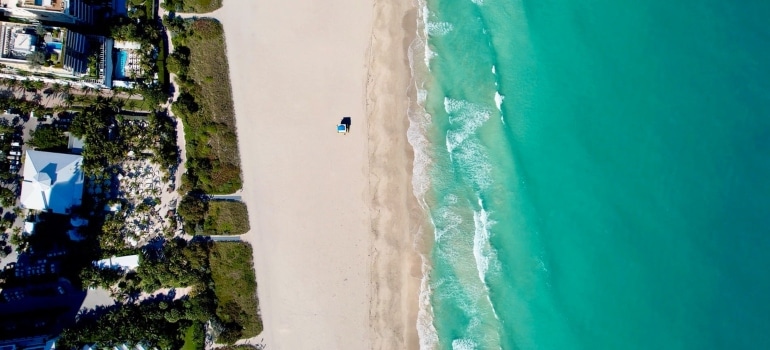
471, 0, 484, 5
472, 200, 494, 282
407, 35, 432, 202
434, 206, 463, 242
495, 92, 505, 124
452, 338, 478, 350
427, 21, 454, 36
417, 255, 439, 350
411, 1, 440, 349
453, 140, 492, 190
472, 198, 501, 322
494, 92, 504, 111
444, 98, 491, 154
408, 112, 432, 201
491, 65, 496, 75
420, 3, 436, 68
445, 193, 458, 205
425, 45, 437, 68
417, 88, 428, 104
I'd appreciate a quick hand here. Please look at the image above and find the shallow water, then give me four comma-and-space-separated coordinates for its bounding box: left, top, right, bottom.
412, 0, 770, 348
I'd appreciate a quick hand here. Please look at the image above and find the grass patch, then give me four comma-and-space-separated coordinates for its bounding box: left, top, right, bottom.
181, 323, 204, 350
210, 242, 261, 342
163, 0, 222, 13
170, 18, 242, 194
204, 200, 250, 235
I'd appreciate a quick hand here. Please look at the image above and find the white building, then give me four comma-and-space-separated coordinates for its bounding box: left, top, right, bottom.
1, 0, 94, 25
19, 150, 84, 215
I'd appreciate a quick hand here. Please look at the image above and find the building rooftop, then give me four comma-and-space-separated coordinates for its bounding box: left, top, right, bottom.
20, 0, 67, 13
19, 150, 84, 215
0, 23, 38, 60
96, 255, 139, 270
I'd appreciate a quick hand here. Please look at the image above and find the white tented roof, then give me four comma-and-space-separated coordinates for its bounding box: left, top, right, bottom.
20, 150, 84, 214
96, 255, 139, 270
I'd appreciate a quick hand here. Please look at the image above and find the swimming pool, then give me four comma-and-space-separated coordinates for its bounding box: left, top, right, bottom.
47, 42, 62, 52
115, 50, 128, 79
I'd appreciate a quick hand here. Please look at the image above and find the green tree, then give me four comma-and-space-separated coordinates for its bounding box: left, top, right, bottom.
27, 51, 46, 69
35, 23, 46, 36
0, 187, 15, 207
177, 193, 207, 231
29, 127, 67, 151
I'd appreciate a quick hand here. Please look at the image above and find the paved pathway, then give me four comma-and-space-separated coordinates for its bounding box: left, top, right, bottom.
208, 192, 243, 201
158, 3, 188, 195
209, 235, 242, 242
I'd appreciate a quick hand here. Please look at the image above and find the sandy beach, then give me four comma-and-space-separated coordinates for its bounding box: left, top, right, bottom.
216, 0, 419, 348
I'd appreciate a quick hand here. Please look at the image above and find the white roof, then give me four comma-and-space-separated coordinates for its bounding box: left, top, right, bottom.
23, 221, 35, 234
12, 32, 36, 54
112, 80, 136, 89
96, 255, 139, 270
20, 150, 84, 214
114, 41, 141, 50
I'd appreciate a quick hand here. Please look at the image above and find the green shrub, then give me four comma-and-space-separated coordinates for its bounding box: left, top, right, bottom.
209, 242, 261, 342
170, 18, 242, 194
28, 126, 67, 151
204, 200, 249, 235
163, 0, 222, 13
177, 193, 208, 231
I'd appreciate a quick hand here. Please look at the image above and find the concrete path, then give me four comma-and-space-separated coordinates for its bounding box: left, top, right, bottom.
209, 235, 242, 242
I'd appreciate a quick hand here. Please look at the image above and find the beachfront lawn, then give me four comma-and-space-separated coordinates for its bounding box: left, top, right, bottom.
169, 18, 242, 194
204, 200, 250, 235
210, 242, 262, 343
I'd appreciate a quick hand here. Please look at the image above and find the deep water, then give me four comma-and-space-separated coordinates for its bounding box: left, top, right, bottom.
415, 0, 770, 348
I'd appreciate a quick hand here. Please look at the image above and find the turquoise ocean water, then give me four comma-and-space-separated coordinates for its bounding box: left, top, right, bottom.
410, 0, 770, 348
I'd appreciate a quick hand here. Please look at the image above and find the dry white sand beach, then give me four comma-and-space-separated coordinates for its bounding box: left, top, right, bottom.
217, 0, 420, 348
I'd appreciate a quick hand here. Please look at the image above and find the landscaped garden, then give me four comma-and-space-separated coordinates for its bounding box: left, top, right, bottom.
61, 239, 260, 348
166, 17, 242, 194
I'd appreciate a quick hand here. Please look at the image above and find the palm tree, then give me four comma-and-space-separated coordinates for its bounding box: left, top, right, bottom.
51, 82, 62, 97
82, 86, 94, 96
112, 98, 125, 112
93, 96, 110, 111
31, 80, 44, 93
64, 93, 75, 107
21, 79, 34, 93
